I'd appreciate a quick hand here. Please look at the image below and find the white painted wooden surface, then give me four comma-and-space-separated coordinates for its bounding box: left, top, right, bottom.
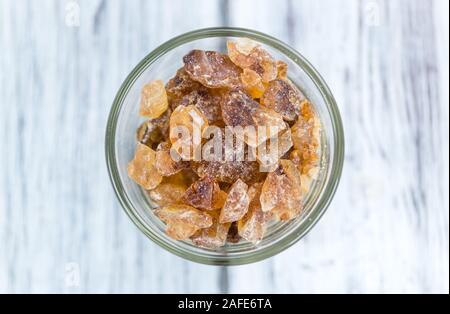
0, 0, 448, 293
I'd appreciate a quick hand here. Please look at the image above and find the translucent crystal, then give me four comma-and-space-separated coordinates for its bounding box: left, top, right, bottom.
261, 79, 304, 121
250, 106, 287, 147
162, 169, 197, 187
237, 182, 266, 243
219, 179, 250, 223
291, 100, 321, 174
276, 60, 288, 80
194, 160, 260, 184
181, 177, 222, 210
139, 80, 169, 119
155, 204, 213, 228
227, 39, 277, 83
221, 90, 286, 147
191, 210, 231, 248
174, 89, 223, 124
155, 142, 189, 176
260, 160, 302, 220
212, 189, 228, 210
169, 105, 209, 160
148, 182, 187, 207
136, 109, 171, 149
165, 68, 202, 107
221, 89, 258, 128
240, 68, 265, 99
256, 128, 293, 169
183, 50, 242, 89
127, 143, 162, 190
166, 221, 199, 240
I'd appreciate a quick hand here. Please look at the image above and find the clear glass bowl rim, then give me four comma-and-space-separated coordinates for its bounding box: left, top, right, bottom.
105, 27, 345, 265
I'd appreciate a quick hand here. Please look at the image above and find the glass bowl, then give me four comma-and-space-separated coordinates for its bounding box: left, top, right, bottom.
105, 27, 344, 265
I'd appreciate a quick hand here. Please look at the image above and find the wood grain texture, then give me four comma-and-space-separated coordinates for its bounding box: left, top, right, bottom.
0, 0, 448, 293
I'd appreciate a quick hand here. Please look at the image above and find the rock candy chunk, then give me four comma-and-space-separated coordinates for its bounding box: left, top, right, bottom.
240, 68, 266, 99
148, 182, 187, 207
169, 105, 209, 160
174, 89, 223, 124
181, 177, 222, 210
260, 160, 302, 220
166, 68, 203, 106
256, 128, 293, 169
221, 89, 258, 128
155, 204, 213, 228
136, 109, 171, 149
164, 169, 198, 187
139, 80, 169, 119
237, 182, 267, 243
226, 222, 241, 243
291, 100, 321, 174
166, 221, 199, 240
193, 125, 263, 184
290, 149, 319, 196
191, 210, 231, 249
276, 60, 288, 80
250, 106, 287, 147
212, 189, 228, 210
221, 90, 286, 147
194, 160, 260, 184
183, 50, 242, 89
127, 143, 162, 190
155, 142, 190, 176
219, 179, 250, 223
261, 79, 304, 121
227, 39, 277, 83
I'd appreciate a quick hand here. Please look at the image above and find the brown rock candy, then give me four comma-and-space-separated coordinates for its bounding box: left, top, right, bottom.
148, 182, 187, 207
291, 100, 321, 174
183, 50, 242, 89
155, 142, 190, 176
136, 109, 171, 149
219, 179, 250, 223
127, 143, 162, 190
191, 210, 231, 249
256, 128, 293, 169
174, 89, 224, 124
181, 176, 222, 210
163, 169, 198, 187
237, 182, 267, 243
227, 38, 277, 83
194, 159, 260, 184
166, 68, 203, 107
166, 221, 199, 240
276, 60, 288, 80
260, 160, 302, 220
212, 189, 228, 210
221, 89, 258, 128
240, 68, 265, 99
169, 105, 209, 160
155, 204, 213, 228
139, 80, 169, 119
261, 79, 304, 122
221, 90, 286, 147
